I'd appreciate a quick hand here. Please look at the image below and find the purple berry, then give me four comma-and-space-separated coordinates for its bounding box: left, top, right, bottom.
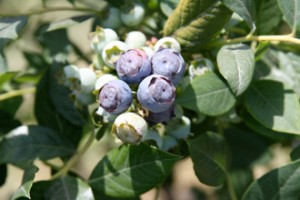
116, 49, 151, 84
99, 80, 132, 115
137, 74, 176, 113
146, 105, 175, 125
151, 48, 185, 85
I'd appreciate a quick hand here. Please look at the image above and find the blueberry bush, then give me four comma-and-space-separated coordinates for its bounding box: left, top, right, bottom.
1, 0, 300, 199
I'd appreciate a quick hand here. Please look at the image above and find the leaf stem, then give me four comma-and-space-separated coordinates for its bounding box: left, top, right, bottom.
225, 172, 237, 200
213, 34, 300, 47
0, 87, 36, 101
0, 6, 100, 17
51, 131, 95, 179
154, 186, 160, 200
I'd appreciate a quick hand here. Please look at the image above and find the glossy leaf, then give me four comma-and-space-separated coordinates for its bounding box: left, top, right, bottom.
89, 143, 180, 198
0, 16, 27, 49
12, 165, 39, 199
256, 0, 282, 34
242, 160, 300, 200
222, 0, 256, 30
176, 71, 236, 116
45, 176, 95, 200
163, 0, 232, 51
244, 80, 300, 134
277, 0, 300, 31
188, 131, 229, 186
0, 125, 75, 164
217, 43, 255, 96
43, 15, 93, 32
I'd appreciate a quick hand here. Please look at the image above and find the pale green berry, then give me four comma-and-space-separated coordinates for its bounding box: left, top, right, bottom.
112, 112, 148, 144
90, 27, 119, 53
78, 68, 97, 93
102, 41, 128, 68
154, 37, 181, 52
121, 2, 145, 27
62, 65, 80, 88
95, 106, 117, 123
125, 31, 147, 48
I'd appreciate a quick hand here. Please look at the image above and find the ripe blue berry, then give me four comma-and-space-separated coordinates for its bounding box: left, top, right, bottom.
116, 49, 151, 84
99, 80, 132, 115
137, 74, 175, 113
146, 105, 175, 125
151, 48, 185, 85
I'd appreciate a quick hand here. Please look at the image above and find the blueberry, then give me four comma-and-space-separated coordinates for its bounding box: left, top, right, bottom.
125, 31, 147, 48
146, 105, 175, 125
99, 80, 132, 115
78, 68, 97, 93
151, 48, 185, 85
102, 41, 128, 69
116, 49, 151, 84
121, 2, 145, 27
137, 74, 175, 113
154, 37, 181, 52
90, 27, 119, 53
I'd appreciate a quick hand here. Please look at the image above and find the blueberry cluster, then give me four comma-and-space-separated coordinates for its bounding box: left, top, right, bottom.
98, 46, 186, 125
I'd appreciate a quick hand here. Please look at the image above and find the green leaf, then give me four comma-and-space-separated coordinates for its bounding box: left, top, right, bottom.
89, 143, 180, 198
42, 15, 93, 32
30, 180, 52, 199
244, 80, 300, 135
217, 44, 255, 96
45, 176, 95, 200
34, 64, 86, 147
291, 145, 300, 161
0, 125, 75, 164
12, 165, 39, 199
0, 16, 27, 49
176, 71, 236, 116
256, 0, 282, 34
163, 0, 232, 51
277, 0, 300, 31
242, 160, 300, 200
240, 110, 294, 141
0, 95, 23, 117
160, 0, 179, 16
224, 126, 272, 169
0, 51, 6, 73
0, 71, 18, 89
0, 164, 7, 187
0, 110, 21, 136
188, 131, 229, 186
222, 0, 256, 30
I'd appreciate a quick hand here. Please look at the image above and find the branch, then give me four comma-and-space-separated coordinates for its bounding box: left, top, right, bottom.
213, 34, 300, 47
51, 131, 95, 179
0, 87, 36, 101
0, 6, 100, 17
